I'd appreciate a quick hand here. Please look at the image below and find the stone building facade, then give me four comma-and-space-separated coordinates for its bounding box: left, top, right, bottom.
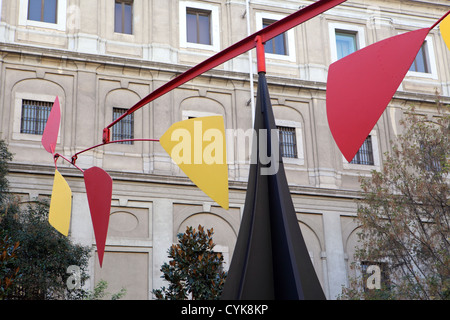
0, 0, 449, 299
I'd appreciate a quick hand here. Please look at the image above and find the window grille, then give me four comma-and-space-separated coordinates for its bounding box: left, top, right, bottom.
112, 108, 134, 144
20, 99, 53, 135
277, 126, 297, 158
350, 136, 374, 165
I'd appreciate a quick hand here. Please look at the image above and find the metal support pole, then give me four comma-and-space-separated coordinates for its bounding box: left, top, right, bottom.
255, 35, 266, 73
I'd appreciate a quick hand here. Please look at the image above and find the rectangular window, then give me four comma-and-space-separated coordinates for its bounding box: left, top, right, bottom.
20, 99, 53, 135
112, 108, 134, 144
335, 31, 357, 59
28, 0, 57, 24
263, 19, 287, 55
186, 8, 211, 45
409, 42, 429, 73
420, 142, 443, 172
277, 126, 297, 158
351, 136, 374, 165
115, 0, 133, 34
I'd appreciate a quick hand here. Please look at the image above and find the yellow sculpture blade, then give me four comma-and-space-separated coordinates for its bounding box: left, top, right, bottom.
441, 14, 450, 52
49, 169, 72, 236
160, 116, 229, 210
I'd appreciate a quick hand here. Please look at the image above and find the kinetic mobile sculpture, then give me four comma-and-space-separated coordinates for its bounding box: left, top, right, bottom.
41, 0, 450, 298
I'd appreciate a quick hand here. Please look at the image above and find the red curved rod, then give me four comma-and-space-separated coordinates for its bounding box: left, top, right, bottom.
104, 0, 347, 141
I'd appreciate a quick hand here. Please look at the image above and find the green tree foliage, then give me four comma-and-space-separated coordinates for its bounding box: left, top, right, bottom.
0, 199, 91, 300
0, 235, 20, 299
341, 103, 449, 300
0, 139, 91, 300
153, 225, 227, 300
82, 279, 127, 300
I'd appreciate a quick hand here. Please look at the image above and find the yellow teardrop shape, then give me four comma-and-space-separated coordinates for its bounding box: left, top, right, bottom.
160, 116, 229, 210
49, 169, 72, 236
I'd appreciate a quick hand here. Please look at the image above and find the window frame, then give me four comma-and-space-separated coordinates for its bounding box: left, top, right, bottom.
186, 7, 212, 46
343, 130, 380, 170
179, 1, 220, 52
335, 30, 358, 60
405, 35, 438, 80
262, 19, 288, 56
349, 135, 374, 166
13, 92, 61, 142
275, 120, 304, 165
27, 0, 58, 24
112, 107, 134, 144
255, 12, 296, 62
329, 22, 366, 63
114, 0, 133, 35
20, 99, 53, 135
277, 125, 298, 159
18, 0, 67, 31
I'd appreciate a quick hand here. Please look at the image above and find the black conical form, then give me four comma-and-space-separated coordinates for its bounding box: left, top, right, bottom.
221, 72, 326, 300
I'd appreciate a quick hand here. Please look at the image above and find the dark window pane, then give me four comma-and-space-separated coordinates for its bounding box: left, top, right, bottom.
186, 9, 211, 45
186, 12, 197, 43
198, 13, 210, 45
416, 47, 427, 72
43, 0, 57, 23
123, 3, 133, 34
263, 21, 273, 53
409, 43, 429, 73
273, 33, 286, 55
265, 39, 274, 54
263, 19, 287, 55
28, 0, 57, 24
114, 2, 122, 33
115, 1, 133, 34
28, 0, 43, 22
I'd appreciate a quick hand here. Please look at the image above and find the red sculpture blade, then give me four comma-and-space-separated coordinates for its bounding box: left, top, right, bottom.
84, 167, 113, 267
41, 96, 61, 154
326, 28, 430, 162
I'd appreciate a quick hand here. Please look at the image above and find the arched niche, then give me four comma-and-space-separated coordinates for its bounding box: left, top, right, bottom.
104, 88, 142, 126
273, 104, 305, 124
10, 78, 67, 158
180, 96, 226, 124
176, 211, 238, 270
298, 220, 325, 286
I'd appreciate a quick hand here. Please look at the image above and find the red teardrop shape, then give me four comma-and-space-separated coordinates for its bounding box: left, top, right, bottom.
41, 97, 61, 154
84, 167, 113, 267
326, 28, 430, 162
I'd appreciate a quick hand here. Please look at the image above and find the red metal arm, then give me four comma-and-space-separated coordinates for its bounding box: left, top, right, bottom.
104, 0, 347, 141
